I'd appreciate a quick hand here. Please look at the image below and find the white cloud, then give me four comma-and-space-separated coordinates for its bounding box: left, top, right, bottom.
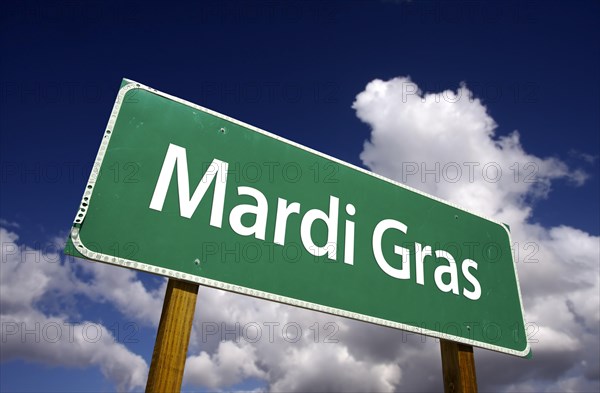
352, 76, 599, 392
1, 310, 148, 392
354, 77, 587, 221
269, 344, 400, 393
76, 259, 166, 327
4, 76, 597, 393
182, 284, 409, 392
0, 227, 153, 391
184, 341, 266, 389
180, 76, 598, 392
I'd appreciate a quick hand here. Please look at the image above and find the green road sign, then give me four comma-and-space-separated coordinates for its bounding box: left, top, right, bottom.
66, 79, 530, 357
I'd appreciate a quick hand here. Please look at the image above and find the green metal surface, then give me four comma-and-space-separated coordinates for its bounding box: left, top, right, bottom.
65, 79, 529, 356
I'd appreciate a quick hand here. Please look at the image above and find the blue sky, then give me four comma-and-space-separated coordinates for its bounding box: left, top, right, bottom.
1, 1, 599, 392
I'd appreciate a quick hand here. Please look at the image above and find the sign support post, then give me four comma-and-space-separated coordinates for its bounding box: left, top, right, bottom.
145, 279, 199, 393
440, 339, 478, 393
65, 79, 530, 391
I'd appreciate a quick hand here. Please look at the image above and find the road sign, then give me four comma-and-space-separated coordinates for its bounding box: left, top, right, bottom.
66, 79, 530, 357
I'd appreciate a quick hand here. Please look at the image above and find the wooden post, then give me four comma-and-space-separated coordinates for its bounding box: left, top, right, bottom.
146, 278, 199, 393
440, 339, 478, 393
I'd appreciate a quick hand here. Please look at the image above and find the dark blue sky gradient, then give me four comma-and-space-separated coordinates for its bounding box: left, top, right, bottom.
0, 2, 598, 390
1, 1, 598, 242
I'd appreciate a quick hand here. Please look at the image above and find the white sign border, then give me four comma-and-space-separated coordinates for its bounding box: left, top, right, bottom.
69, 79, 531, 357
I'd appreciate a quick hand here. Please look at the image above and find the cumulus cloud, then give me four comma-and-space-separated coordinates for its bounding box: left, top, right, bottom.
0, 227, 160, 391
353, 76, 599, 392
269, 344, 400, 393
184, 340, 267, 389
5, 75, 597, 393
182, 285, 408, 392
76, 258, 167, 327
354, 77, 587, 221
183, 76, 598, 393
